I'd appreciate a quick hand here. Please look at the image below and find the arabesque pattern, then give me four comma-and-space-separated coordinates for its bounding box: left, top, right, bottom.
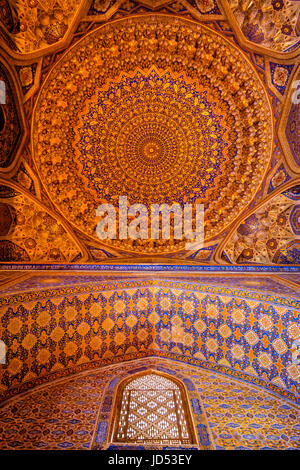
32, 15, 272, 253
0, 280, 299, 403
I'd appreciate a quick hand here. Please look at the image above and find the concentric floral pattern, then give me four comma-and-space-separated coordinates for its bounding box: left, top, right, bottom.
77, 70, 228, 195
32, 16, 272, 253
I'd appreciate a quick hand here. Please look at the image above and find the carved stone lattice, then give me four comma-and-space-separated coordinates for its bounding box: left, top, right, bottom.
114, 374, 192, 445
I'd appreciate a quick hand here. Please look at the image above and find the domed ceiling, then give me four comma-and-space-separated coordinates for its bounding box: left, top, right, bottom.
32, 15, 272, 254
0, 0, 298, 264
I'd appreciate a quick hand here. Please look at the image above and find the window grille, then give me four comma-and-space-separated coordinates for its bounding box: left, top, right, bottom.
114, 373, 193, 445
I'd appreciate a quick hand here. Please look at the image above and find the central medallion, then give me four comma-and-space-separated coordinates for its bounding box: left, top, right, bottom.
117, 111, 184, 184
76, 69, 227, 201
141, 139, 162, 160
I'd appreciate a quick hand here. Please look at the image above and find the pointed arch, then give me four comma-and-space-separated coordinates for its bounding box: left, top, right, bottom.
108, 369, 198, 447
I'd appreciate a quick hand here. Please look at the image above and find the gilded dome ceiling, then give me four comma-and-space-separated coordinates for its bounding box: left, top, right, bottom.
32, 15, 273, 254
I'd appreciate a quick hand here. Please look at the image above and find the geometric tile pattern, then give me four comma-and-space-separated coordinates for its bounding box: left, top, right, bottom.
0, 370, 104, 450
0, 357, 298, 450
194, 368, 300, 450
0, 281, 299, 404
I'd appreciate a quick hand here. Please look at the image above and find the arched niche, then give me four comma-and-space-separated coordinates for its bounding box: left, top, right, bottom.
109, 370, 198, 447
92, 367, 214, 450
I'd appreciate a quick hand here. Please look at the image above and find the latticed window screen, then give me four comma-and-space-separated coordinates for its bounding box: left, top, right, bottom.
114, 373, 193, 445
